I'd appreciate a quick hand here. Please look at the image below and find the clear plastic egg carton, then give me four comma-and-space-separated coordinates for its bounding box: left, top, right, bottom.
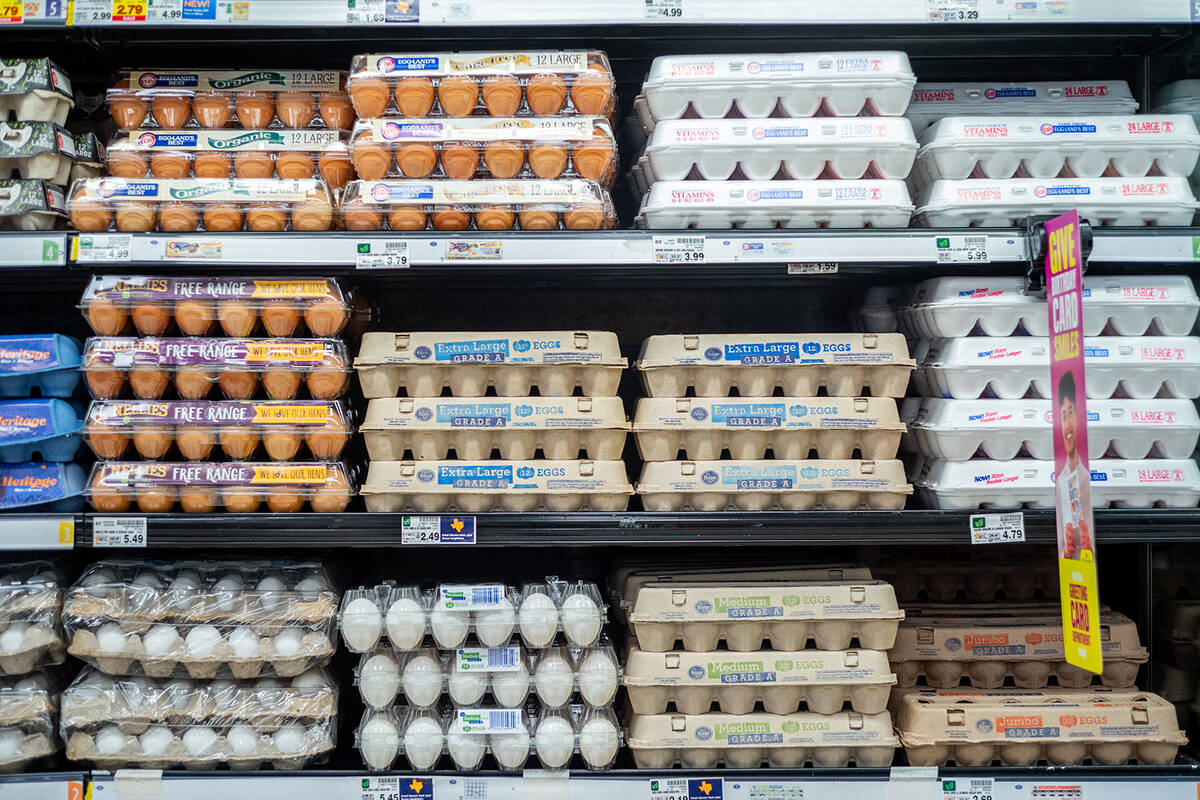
918, 336, 1200, 399
63, 559, 337, 679
635, 179, 914, 229
0, 179, 65, 231
907, 398, 1200, 461
624, 647, 896, 716
0, 672, 57, 772
914, 177, 1200, 227
626, 710, 898, 769
633, 397, 904, 461
636, 333, 914, 399
340, 579, 608, 652
0, 563, 64, 676
0, 121, 77, 184
905, 81, 1138, 134
354, 642, 620, 710
913, 458, 1200, 510
355, 331, 626, 399
871, 557, 1058, 603
0, 58, 74, 125
641, 52, 915, 120
895, 275, 1200, 338
894, 688, 1185, 766
628, 580, 903, 653
357, 704, 622, 772
362, 396, 629, 461
890, 605, 1147, 689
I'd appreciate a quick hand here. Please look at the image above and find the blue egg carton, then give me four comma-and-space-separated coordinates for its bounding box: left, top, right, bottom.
0, 461, 85, 512
0, 335, 82, 399
0, 399, 82, 463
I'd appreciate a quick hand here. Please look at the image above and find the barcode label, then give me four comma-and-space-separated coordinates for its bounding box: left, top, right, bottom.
457, 647, 521, 672
439, 583, 505, 610
462, 779, 488, 800
458, 708, 522, 733
652, 235, 706, 263
935, 234, 990, 264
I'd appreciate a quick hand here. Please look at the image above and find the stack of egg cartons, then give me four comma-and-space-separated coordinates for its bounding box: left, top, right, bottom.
355, 331, 633, 511
616, 563, 903, 768
630, 52, 917, 229
340, 50, 618, 231
1152, 546, 1200, 738
1154, 81, 1200, 201
632, 333, 914, 511
60, 559, 339, 769
895, 275, 1200, 510
78, 276, 356, 514
341, 578, 621, 772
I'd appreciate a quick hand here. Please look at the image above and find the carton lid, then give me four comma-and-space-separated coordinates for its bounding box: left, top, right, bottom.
918, 115, 1200, 150
639, 180, 914, 213
628, 580, 903, 624
633, 397, 903, 432
361, 460, 632, 495
646, 117, 916, 152
357, 117, 606, 143
636, 333, 913, 369
624, 647, 895, 687
118, 129, 346, 152
616, 563, 874, 611
925, 336, 1200, 368
636, 459, 911, 496
355, 331, 625, 368
644, 52, 914, 88
362, 396, 628, 432
908, 81, 1137, 112
626, 710, 899, 749
916, 177, 1200, 213
346, 179, 607, 206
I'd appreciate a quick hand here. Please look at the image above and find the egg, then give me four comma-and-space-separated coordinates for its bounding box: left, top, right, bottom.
440, 143, 480, 179
359, 715, 399, 769
261, 300, 301, 337
85, 298, 128, 336
169, 570, 200, 598
342, 199, 383, 231
273, 724, 307, 755
476, 205, 515, 231
490, 726, 530, 770
227, 626, 261, 659
236, 93, 275, 127
0, 729, 20, 760
429, 606, 470, 649
534, 652, 574, 707
193, 90, 233, 127
577, 650, 618, 706
303, 296, 349, 337
234, 151, 274, 179
151, 94, 191, 128
578, 716, 619, 768
306, 355, 348, 399
137, 725, 174, 756
317, 150, 353, 189
396, 142, 438, 178
535, 715, 575, 768
228, 724, 259, 756
86, 420, 128, 459
446, 729, 485, 770
107, 149, 148, 178
437, 74, 479, 117
159, 202, 200, 232
318, 90, 354, 129
263, 370, 301, 400
525, 73, 567, 115
185, 624, 222, 658
275, 150, 314, 180
276, 91, 316, 128
176, 368, 217, 399
296, 575, 328, 602
203, 204, 243, 232
255, 576, 287, 612
387, 207, 426, 231
490, 661, 530, 707
359, 651, 400, 709
149, 150, 190, 179
80, 568, 116, 588
217, 300, 257, 337
69, 190, 112, 232
481, 74, 522, 115
350, 75, 391, 117
97, 622, 128, 653
262, 430, 301, 461
213, 574, 244, 612
432, 208, 470, 231
89, 474, 131, 513
483, 141, 525, 178
401, 652, 443, 706
143, 624, 180, 656
174, 299, 215, 336
136, 485, 177, 513
518, 592, 559, 647
129, 367, 170, 399
291, 195, 333, 231
272, 627, 304, 657
341, 597, 383, 651
0, 623, 24, 653
193, 151, 232, 178
402, 716, 443, 770
218, 371, 258, 400
563, 205, 606, 230
570, 64, 614, 115
132, 426, 173, 459
447, 667, 487, 705
308, 470, 352, 513
518, 208, 559, 231
292, 668, 327, 688
109, 92, 148, 128
528, 143, 568, 179
219, 426, 259, 460
164, 678, 193, 710
183, 726, 218, 756
115, 201, 157, 232
179, 486, 219, 513
210, 679, 238, 710
393, 77, 435, 116
95, 725, 131, 755
571, 129, 615, 181
560, 593, 602, 645
475, 598, 515, 647
246, 206, 287, 232
385, 596, 425, 649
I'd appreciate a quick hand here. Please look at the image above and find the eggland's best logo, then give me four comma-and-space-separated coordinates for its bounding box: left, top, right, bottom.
752, 127, 766, 139
371, 183, 391, 202
97, 181, 118, 198
1041, 123, 1055, 135
138, 132, 158, 147
701, 470, 719, 484
413, 346, 432, 360
985, 88, 998, 98
417, 469, 435, 482
381, 121, 402, 139
747, 62, 762, 73
1035, 186, 1048, 197
690, 407, 708, 421
376, 57, 397, 72
138, 73, 159, 88
747, 189, 761, 201
513, 340, 531, 352
704, 347, 722, 361
688, 665, 705, 679
516, 466, 535, 479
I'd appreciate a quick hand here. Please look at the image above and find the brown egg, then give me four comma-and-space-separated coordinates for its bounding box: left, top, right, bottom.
193, 91, 234, 127
436, 75, 479, 117
159, 203, 200, 232
84, 353, 125, 399
175, 300, 215, 336
218, 300, 257, 336
304, 296, 349, 337
219, 426, 259, 459
483, 141, 525, 179
222, 488, 262, 513
572, 129, 615, 181
277, 91, 317, 128
306, 357, 348, 399
85, 420, 129, 459
179, 486, 219, 513
570, 64, 614, 115
193, 151, 232, 179
432, 207, 470, 230
393, 77, 435, 117
261, 300, 301, 337
318, 90, 355, 129
291, 195, 333, 231
218, 371, 258, 400
527, 143, 568, 179
234, 151, 275, 179
90, 474, 132, 512
107, 149, 148, 178
305, 418, 348, 459
109, 92, 148, 129
246, 206, 288, 232
70, 191, 112, 232
518, 207, 559, 230
236, 93, 275, 128
317, 151, 353, 189
175, 368, 216, 399
86, 299, 127, 336
114, 202, 157, 233
136, 485, 177, 513
131, 304, 172, 336
151, 95, 192, 128
132, 427, 173, 459
475, 205, 514, 231
342, 200, 383, 231
440, 143, 480, 179
480, 74, 523, 116
525, 73, 567, 116
351, 133, 391, 181
309, 470, 351, 512
262, 370, 302, 399
564, 204, 605, 230
395, 142, 438, 178
350, 75, 392, 118
275, 150, 315, 180
266, 490, 307, 513
130, 367, 170, 399
203, 204, 243, 233
262, 430, 302, 461
387, 208, 427, 231
149, 150, 191, 179
176, 428, 216, 460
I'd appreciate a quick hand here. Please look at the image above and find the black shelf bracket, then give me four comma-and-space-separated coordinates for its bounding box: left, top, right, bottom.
1023, 213, 1094, 294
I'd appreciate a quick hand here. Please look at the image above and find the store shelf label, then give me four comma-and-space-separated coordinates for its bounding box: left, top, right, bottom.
0, 517, 74, 550
347, 0, 417, 23
936, 234, 989, 263
357, 240, 410, 269
446, 240, 502, 260
926, 0, 979, 21
401, 515, 476, 544
942, 778, 994, 800
650, 778, 723, 800
788, 262, 839, 274
360, 776, 401, 800
645, 0, 685, 19
652, 235, 705, 263
93, 517, 147, 547
74, 233, 132, 262
0, 1, 23, 23
747, 784, 803, 800
164, 238, 222, 259
969, 512, 1025, 544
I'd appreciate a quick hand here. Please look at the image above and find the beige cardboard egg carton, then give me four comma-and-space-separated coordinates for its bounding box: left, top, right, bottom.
0, 562, 65, 676
64, 590, 336, 629
636, 459, 911, 511
628, 580, 903, 652
893, 687, 1185, 766
624, 647, 896, 715
636, 334, 914, 398
0, 682, 54, 728
355, 331, 626, 398
362, 396, 629, 461
65, 723, 335, 770
633, 397, 903, 461
872, 559, 1059, 603
0, 624, 64, 676
0, 732, 54, 773
626, 710, 898, 768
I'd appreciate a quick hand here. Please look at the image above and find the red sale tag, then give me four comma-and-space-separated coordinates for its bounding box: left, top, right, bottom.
111, 0, 145, 19
0, 2, 24, 22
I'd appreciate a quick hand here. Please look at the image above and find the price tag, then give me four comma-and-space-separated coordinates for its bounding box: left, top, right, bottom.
969, 512, 1025, 544
649, 778, 723, 800
652, 235, 705, 263
93, 517, 148, 548
0, 1, 23, 23
935, 234, 989, 264
644, 0, 685, 18
788, 262, 839, 275
111, 0, 146, 19
942, 777, 994, 800
74, 234, 132, 263
401, 515, 476, 545
360, 776, 400, 800
926, 0, 979, 21
356, 241, 410, 269
346, 0, 383, 23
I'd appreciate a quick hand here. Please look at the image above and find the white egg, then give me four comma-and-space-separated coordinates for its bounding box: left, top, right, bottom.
359, 716, 399, 770
143, 624, 180, 657
0, 729, 20, 758
257, 677, 283, 690
14, 676, 41, 693
95, 726, 130, 755
579, 717, 619, 768
385, 596, 426, 649
182, 726, 218, 756
535, 716, 575, 768
209, 679, 237, 710
185, 625, 222, 658
401, 653, 443, 707
475, 598, 515, 647
341, 597, 383, 651
227, 627, 260, 659
429, 606, 470, 649
490, 726, 530, 770
164, 679, 193, 710
291, 669, 327, 689
0, 623, 26, 654
560, 593, 602, 645
272, 724, 306, 755
138, 725, 174, 756
80, 568, 116, 588
446, 729, 485, 769
272, 628, 303, 657
518, 593, 558, 647
534, 653, 574, 707
577, 650, 618, 706
402, 716, 444, 770
213, 574, 245, 612
447, 668, 487, 705
96, 622, 128, 653
167, 571, 201, 610
131, 571, 164, 589
359, 652, 401, 709
228, 724, 259, 756
255, 576, 287, 612
295, 575, 328, 602
490, 663, 531, 707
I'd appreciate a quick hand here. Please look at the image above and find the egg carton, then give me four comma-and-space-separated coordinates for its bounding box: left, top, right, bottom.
107, 130, 354, 191
356, 331, 625, 399
0, 672, 56, 729
871, 557, 1058, 603
68, 177, 336, 233
0, 121, 77, 184
914, 177, 1199, 227
905, 81, 1138, 134
624, 647, 896, 716
0, 179, 66, 231
71, 132, 105, 183
896, 275, 1200, 338
83, 337, 350, 402
914, 458, 1200, 510
636, 333, 914, 399
0, 58, 74, 125
0, 462, 85, 513
0, 398, 82, 462
628, 579, 903, 653
890, 605, 1147, 689
641, 52, 915, 120
633, 397, 904, 461
357, 704, 621, 772
907, 398, 1200, 461
355, 642, 620, 710
1154, 80, 1200, 114
0, 562, 61, 622
350, 117, 617, 185
362, 396, 628, 461
637, 459, 912, 511
347, 51, 615, 119
107, 70, 352, 131
0, 334, 81, 399
1153, 664, 1197, 703
894, 687, 1185, 766
1157, 599, 1200, 644
341, 179, 616, 231
919, 336, 1200, 399
84, 400, 353, 463
635, 179, 914, 229
852, 286, 902, 333
340, 579, 608, 652
627, 710, 898, 769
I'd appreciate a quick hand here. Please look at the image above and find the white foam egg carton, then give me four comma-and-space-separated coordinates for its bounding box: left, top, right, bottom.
633, 397, 904, 461
641, 52, 915, 120
907, 398, 1200, 460
626, 710, 898, 769
635, 179, 914, 229
361, 396, 629, 461
354, 331, 626, 399
360, 459, 632, 512
919, 335, 1200, 399
636, 459, 912, 511
906, 81, 1139, 133
637, 333, 914, 398
914, 177, 1199, 227
628, 579, 903, 653
0, 672, 56, 771
623, 647, 896, 716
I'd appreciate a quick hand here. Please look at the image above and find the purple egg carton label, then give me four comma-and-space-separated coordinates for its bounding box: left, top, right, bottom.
89, 338, 335, 368
0, 402, 53, 440
96, 461, 334, 487
0, 463, 71, 507
0, 337, 63, 373
87, 277, 338, 303
91, 400, 333, 426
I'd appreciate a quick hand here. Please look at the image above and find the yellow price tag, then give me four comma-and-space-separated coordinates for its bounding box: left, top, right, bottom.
111, 0, 145, 19
0, 1, 23, 22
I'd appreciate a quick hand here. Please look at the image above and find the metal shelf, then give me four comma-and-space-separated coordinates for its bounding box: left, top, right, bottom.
0, 234, 69, 269
0, 773, 86, 800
